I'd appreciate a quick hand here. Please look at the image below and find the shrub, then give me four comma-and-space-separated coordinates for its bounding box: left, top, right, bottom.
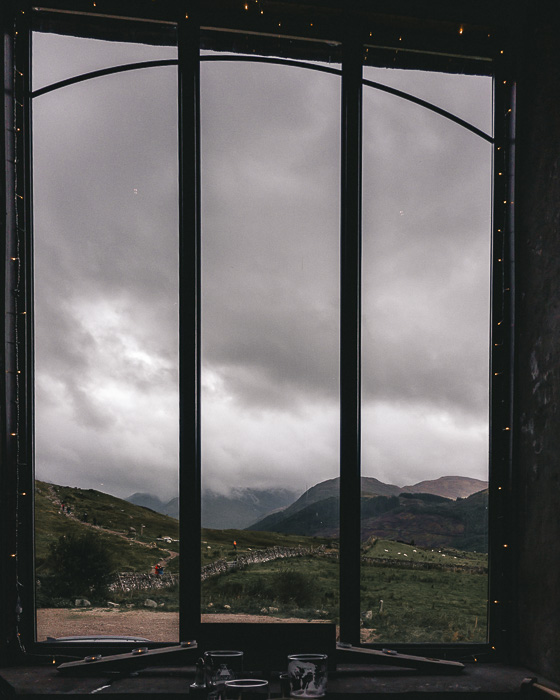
42, 532, 115, 602
273, 569, 317, 606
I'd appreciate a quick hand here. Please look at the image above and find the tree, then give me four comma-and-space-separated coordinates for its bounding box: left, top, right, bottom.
46, 531, 114, 599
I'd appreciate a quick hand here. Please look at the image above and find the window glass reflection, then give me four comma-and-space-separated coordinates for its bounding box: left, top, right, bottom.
33, 33, 179, 642
360, 67, 492, 643
200, 57, 341, 623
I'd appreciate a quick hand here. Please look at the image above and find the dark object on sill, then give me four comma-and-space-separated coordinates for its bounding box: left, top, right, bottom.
521, 676, 560, 699
56, 640, 198, 676
47, 634, 152, 643
189, 657, 207, 698
336, 642, 464, 674
198, 622, 337, 673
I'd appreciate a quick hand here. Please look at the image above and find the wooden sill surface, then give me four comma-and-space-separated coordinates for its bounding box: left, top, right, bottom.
0, 662, 554, 697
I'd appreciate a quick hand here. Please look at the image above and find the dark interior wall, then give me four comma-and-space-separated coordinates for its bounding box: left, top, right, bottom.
515, 3, 560, 684
2, 0, 560, 679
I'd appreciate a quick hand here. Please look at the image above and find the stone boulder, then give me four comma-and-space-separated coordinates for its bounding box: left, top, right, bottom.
74, 598, 91, 607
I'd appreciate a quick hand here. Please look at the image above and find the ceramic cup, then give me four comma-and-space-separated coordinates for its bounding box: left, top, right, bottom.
204, 650, 244, 690
287, 653, 327, 698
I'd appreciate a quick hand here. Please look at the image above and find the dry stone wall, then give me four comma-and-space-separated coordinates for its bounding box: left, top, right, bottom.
201, 545, 326, 581
109, 572, 177, 593
109, 544, 485, 592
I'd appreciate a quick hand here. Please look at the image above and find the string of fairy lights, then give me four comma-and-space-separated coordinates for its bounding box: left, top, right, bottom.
5, 1, 514, 658
486, 67, 517, 659
10, 8, 28, 654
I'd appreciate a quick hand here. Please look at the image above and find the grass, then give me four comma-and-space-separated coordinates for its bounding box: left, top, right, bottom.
361, 537, 487, 568
36, 481, 178, 545
35, 480, 331, 571
360, 562, 487, 643
35, 481, 175, 579
201, 556, 337, 620
200, 545, 488, 643
108, 585, 180, 612
200, 528, 334, 563
34, 481, 488, 643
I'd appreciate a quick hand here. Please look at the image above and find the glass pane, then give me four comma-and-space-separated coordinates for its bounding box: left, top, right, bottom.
360, 67, 492, 643
32, 30, 177, 93
361, 65, 493, 136
33, 31, 179, 642
200, 56, 340, 624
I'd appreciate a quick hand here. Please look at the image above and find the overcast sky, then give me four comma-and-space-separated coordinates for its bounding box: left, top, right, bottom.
32, 32, 492, 502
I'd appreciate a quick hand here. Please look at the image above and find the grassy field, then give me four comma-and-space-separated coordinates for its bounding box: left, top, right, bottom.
200, 540, 487, 643
201, 556, 337, 620
34, 481, 487, 643
35, 480, 177, 575
361, 537, 487, 568
360, 559, 487, 643
200, 528, 334, 561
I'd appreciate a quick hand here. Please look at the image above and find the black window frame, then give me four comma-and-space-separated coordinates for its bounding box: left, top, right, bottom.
1, 0, 515, 664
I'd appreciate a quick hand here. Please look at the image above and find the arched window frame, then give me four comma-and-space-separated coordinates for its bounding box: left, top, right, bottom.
1, 0, 515, 662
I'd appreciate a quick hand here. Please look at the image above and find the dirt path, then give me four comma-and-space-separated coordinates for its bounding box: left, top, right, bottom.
36, 609, 330, 642
157, 550, 178, 569
35, 609, 382, 644
45, 484, 180, 570
37, 608, 179, 642
47, 485, 154, 547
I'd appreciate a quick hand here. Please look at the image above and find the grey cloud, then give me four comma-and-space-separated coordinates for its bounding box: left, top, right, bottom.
33, 33, 492, 500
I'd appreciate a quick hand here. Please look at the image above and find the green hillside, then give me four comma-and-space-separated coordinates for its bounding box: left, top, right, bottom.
248, 490, 489, 552
247, 496, 340, 536
35, 480, 334, 576
34, 481, 487, 644
35, 480, 178, 576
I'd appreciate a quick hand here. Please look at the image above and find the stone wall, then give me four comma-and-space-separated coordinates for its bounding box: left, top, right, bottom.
109, 572, 177, 593
201, 545, 326, 581
111, 545, 486, 591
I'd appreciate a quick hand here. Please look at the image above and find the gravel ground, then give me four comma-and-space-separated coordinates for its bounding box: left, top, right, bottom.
36, 609, 327, 642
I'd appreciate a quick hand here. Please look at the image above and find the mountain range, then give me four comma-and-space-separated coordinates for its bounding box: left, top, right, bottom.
127, 475, 487, 536
248, 488, 488, 552
126, 487, 296, 529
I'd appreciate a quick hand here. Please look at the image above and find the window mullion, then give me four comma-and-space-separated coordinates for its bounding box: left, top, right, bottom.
339, 33, 362, 646
13, 11, 35, 651
489, 67, 516, 658
178, 10, 201, 641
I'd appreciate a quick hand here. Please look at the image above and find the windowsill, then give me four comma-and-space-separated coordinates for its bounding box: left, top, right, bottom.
0, 662, 553, 697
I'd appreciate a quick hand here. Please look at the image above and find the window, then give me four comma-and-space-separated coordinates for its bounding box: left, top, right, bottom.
360, 65, 493, 644
200, 49, 341, 626
32, 27, 180, 642
2, 1, 514, 660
